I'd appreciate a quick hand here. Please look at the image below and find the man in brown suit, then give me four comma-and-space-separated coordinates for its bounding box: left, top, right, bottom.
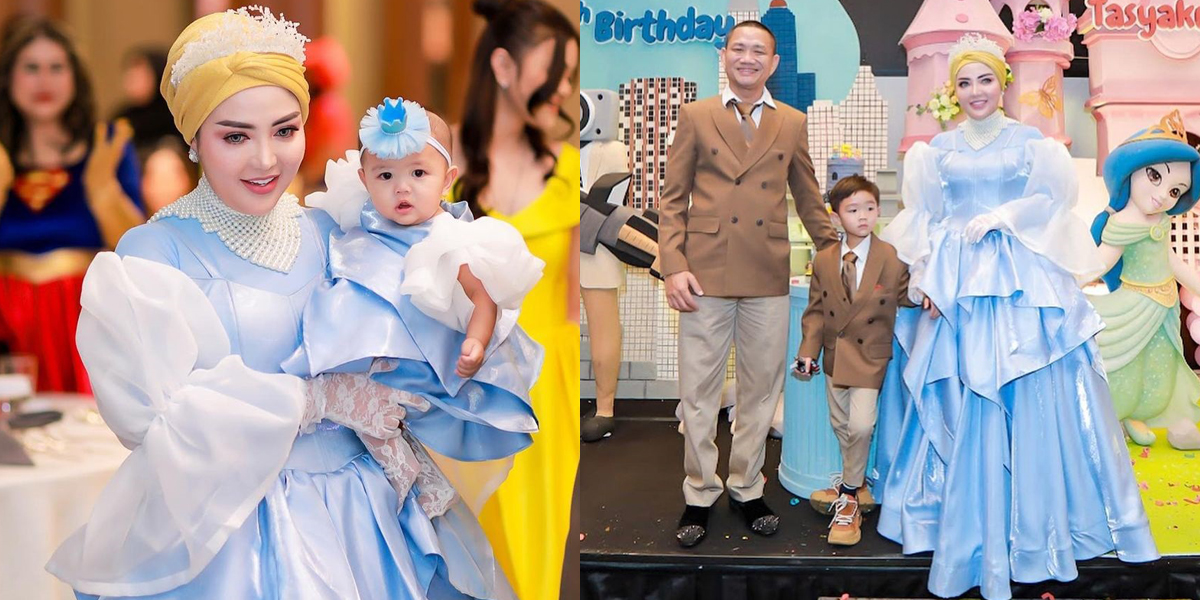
796, 175, 914, 546
658, 20, 838, 548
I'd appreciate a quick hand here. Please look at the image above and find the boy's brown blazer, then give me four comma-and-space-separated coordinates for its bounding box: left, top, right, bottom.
798, 234, 912, 389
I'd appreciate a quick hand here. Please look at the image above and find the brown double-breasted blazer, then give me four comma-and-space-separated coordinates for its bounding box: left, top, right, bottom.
657, 95, 838, 298
798, 234, 913, 389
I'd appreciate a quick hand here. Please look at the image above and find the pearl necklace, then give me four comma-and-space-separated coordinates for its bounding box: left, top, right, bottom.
960, 110, 1014, 151
150, 176, 303, 273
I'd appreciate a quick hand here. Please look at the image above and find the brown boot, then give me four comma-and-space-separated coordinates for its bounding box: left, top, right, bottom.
827, 494, 862, 546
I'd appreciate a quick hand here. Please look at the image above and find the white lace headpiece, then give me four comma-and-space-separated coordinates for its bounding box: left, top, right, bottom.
948, 32, 1005, 64
170, 5, 309, 88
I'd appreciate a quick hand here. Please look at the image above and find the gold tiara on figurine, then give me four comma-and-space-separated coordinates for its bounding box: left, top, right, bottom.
1129, 110, 1188, 144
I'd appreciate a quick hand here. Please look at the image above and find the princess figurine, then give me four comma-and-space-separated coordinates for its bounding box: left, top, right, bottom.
1090, 110, 1200, 450
285, 97, 545, 507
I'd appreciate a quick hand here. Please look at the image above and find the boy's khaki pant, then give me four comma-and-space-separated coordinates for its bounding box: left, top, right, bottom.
824, 379, 879, 488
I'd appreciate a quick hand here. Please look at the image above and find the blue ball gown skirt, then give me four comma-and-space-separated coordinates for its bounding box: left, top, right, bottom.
76, 423, 513, 600
873, 228, 1158, 600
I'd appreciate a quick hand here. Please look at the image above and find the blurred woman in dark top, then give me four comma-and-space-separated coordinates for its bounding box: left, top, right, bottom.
112, 47, 176, 161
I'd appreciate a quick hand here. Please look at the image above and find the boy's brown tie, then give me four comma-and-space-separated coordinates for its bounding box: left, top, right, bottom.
842, 251, 857, 302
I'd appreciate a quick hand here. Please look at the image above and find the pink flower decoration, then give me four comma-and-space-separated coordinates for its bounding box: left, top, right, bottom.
1013, 9, 1043, 41
1043, 15, 1076, 42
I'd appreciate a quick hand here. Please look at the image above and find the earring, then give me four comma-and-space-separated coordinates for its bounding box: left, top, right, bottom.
188, 147, 199, 163
500, 81, 509, 90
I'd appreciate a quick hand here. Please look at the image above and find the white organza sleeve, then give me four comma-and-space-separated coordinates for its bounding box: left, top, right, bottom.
881, 142, 943, 304
400, 215, 545, 336
988, 137, 1105, 281
46, 253, 307, 597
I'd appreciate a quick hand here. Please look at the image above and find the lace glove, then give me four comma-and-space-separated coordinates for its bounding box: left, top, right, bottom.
301, 369, 410, 438
361, 433, 420, 496
360, 430, 458, 517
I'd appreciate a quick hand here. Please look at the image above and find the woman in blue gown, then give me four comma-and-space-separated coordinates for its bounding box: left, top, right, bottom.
45, 8, 519, 599
874, 34, 1157, 600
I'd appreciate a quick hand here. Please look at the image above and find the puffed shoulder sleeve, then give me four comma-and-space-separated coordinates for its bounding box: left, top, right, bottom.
46, 253, 307, 597
881, 141, 943, 303
989, 135, 1105, 280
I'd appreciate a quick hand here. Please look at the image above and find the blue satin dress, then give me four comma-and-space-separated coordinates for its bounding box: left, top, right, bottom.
874, 124, 1158, 600
77, 207, 515, 599
283, 202, 542, 462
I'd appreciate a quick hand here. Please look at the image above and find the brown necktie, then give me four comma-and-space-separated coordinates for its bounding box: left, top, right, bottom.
730, 100, 757, 145
842, 251, 858, 302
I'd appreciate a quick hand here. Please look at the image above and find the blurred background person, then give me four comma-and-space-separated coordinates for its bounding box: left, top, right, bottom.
139, 136, 195, 214
0, 16, 144, 394
110, 46, 176, 165
111, 46, 196, 216
298, 35, 356, 196
451, 0, 580, 598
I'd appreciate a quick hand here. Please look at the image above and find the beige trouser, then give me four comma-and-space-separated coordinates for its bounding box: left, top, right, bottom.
679, 295, 789, 506
824, 379, 879, 488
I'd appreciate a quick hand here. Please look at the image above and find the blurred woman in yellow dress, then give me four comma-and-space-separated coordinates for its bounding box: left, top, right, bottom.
452, 0, 579, 597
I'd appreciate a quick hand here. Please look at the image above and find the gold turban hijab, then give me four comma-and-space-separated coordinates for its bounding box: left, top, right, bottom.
949, 50, 1010, 91
161, 10, 310, 143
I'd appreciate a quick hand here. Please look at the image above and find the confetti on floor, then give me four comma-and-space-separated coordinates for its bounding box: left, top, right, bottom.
789, 497, 800, 506
1129, 431, 1200, 555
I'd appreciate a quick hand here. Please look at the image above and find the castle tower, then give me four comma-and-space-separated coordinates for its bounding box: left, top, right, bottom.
1078, 1, 1200, 172
993, 0, 1073, 147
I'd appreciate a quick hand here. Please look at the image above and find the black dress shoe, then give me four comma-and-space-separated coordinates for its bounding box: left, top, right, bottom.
730, 497, 780, 536
676, 504, 711, 548
581, 415, 615, 442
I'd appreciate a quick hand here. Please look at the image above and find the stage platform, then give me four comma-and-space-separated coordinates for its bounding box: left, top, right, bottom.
580, 400, 1200, 600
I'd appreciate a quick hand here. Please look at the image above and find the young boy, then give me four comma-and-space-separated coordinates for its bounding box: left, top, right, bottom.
795, 175, 913, 546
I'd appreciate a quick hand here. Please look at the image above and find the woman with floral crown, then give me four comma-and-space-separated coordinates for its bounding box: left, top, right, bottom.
45, 8, 516, 599
874, 33, 1158, 599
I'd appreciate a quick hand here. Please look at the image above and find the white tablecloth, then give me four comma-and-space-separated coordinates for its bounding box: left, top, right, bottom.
0, 395, 129, 600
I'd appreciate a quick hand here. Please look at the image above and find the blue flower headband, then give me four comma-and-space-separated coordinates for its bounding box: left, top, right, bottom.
358, 97, 452, 164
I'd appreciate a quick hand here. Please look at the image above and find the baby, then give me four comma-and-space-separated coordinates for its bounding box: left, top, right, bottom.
358, 99, 497, 376
285, 98, 544, 514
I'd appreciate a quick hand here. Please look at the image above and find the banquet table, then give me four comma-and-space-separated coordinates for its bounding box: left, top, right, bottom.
0, 394, 129, 600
